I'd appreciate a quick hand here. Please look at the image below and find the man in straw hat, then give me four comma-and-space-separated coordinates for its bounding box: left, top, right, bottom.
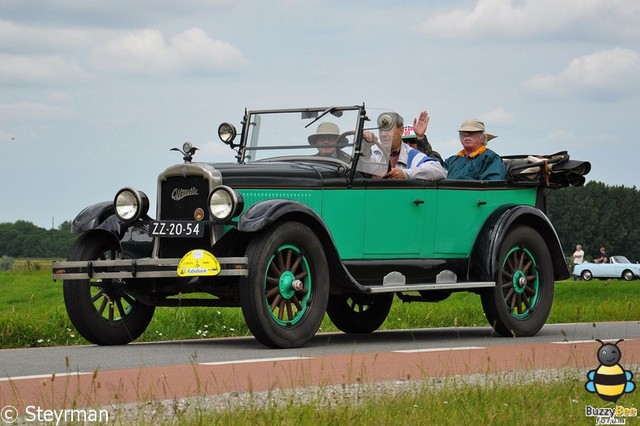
412, 111, 506, 180
307, 122, 351, 162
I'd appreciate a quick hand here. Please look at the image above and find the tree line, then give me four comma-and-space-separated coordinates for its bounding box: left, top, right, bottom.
0, 220, 77, 259
546, 181, 640, 262
1, 180, 639, 262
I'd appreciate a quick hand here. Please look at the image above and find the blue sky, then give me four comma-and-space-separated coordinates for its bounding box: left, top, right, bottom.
1, 0, 639, 228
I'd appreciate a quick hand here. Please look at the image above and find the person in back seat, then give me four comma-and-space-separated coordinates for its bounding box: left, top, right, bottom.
412, 111, 506, 180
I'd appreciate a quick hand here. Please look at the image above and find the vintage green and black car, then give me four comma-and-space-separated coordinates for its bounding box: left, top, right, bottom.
52, 104, 590, 348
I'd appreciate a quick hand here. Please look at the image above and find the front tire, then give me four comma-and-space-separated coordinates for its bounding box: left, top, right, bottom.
581, 270, 593, 281
240, 222, 329, 348
63, 232, 155, 345
481, 225, 554, 337
327, 293, 393, 334
622, 270, 635, 281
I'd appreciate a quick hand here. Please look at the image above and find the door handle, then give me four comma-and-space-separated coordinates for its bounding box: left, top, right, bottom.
413, 199, 425, 205
477, 200, 487, 206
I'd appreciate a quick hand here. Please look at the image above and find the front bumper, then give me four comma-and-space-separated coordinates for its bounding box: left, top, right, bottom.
52, 257, 248, 280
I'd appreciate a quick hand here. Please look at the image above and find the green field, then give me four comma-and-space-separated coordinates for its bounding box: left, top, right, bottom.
1, 261, 639, 349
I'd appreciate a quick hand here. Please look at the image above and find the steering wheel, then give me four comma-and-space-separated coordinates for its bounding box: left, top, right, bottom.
361, 132, 390, 163
336, 130, 355, 148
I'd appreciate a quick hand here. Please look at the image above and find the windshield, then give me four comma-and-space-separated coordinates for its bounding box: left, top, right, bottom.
242, 106, 361, 164
239, 106, 396, 176
610, 255, 631, 263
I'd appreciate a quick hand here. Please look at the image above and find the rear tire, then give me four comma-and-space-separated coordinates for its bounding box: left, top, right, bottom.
240, 222, 329, 348
327, 293, 393, 334
481, 225, 554, 337
63, 233, 155, 345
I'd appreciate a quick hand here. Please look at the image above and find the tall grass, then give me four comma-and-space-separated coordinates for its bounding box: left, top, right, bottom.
1, 263, 639, 348
112, 373, 622, 425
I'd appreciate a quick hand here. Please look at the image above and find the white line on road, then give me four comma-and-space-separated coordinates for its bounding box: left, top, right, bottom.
393, 346, 485, 353
199, 356, 312, 366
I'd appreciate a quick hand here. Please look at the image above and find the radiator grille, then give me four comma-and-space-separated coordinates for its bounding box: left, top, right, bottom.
158, 175, 211, 257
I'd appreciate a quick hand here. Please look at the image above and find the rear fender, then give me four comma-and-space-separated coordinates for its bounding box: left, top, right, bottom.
471, 205, 569, 281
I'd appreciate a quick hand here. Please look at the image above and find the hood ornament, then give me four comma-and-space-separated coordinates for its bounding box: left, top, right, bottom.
171, 142, 199, 163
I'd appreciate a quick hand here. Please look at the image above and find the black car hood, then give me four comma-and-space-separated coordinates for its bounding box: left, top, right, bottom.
211, 161, 351, 188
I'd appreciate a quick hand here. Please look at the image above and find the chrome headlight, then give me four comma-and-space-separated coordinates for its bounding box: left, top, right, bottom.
218, 123, 237, 144
208, 185, 244, 222
114, 188, 149, 222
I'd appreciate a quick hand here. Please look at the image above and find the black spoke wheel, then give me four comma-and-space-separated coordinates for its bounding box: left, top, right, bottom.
327, 293, 393, 334
240, 222, 329, 348
481, 225, 554, 337
63, 233, 155, 345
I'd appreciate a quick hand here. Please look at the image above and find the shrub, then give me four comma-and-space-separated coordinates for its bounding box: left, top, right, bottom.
0, 256, 15, 271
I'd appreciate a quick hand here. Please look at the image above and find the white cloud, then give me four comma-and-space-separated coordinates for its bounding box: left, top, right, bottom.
0, 101, 71, 122
93, 28, 247, 74
481, 107, 514, 126
0, 53, 86, 83
0, 19, 103, 53
526, 48, 640, 100
420, 0, 640, 40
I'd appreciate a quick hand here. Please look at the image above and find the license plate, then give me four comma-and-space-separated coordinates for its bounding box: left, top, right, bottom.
149, 221, 204, 238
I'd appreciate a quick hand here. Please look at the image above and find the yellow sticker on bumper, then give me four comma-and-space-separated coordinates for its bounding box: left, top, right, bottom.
177, 249, 221, 277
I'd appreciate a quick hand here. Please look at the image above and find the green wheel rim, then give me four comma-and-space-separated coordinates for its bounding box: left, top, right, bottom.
263, 244, 312, 326
500, 246, 539, 319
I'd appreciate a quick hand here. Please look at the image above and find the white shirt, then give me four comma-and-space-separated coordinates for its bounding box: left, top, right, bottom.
366, 142, 447, 181
573, 249, 584, 264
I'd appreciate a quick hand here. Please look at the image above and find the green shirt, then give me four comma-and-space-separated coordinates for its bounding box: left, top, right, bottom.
445, 148, 506, 180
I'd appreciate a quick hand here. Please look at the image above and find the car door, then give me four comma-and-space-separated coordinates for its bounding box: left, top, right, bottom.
361, 179, 437, 257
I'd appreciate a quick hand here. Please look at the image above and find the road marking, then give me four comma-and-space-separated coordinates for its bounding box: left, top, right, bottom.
393, 346, 484, 354
0, 372, 92, 382
552, 338, 635, 345
200, 356, 312, 366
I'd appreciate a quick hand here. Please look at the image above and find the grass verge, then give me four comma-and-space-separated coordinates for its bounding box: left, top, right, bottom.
108, 369, 637, 425
1, 264, 639, 348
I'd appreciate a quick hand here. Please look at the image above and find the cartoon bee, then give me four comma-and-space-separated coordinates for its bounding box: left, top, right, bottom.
585, 339, 636, 403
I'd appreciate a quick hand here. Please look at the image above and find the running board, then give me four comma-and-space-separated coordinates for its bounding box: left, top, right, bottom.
365, 281, 495, 294
363, 270, 495, 294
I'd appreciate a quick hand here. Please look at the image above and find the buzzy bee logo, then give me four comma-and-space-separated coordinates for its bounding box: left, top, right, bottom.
584, 339, 637, 424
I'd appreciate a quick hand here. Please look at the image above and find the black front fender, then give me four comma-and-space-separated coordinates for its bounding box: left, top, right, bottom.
471, 205, 569, 281
238, 199, 323, 233
71, 201, 115, 234
71, 201, 153, 258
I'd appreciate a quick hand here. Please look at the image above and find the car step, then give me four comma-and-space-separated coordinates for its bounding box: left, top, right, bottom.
363, 270, 495, 294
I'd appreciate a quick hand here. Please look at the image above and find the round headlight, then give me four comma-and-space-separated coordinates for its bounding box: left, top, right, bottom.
218, 123, 237, 144
208, 186, 244, 222
114, 188, 149, 222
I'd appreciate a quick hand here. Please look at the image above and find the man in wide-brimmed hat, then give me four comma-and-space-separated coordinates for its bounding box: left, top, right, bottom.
412, 111, 506, 180
307, 122, 351, 162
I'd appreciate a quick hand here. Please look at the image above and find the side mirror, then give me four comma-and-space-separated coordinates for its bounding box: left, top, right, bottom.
377, 112, 395, 131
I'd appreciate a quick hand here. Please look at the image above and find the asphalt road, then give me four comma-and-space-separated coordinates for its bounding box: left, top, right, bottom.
2, 321, 638, 380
